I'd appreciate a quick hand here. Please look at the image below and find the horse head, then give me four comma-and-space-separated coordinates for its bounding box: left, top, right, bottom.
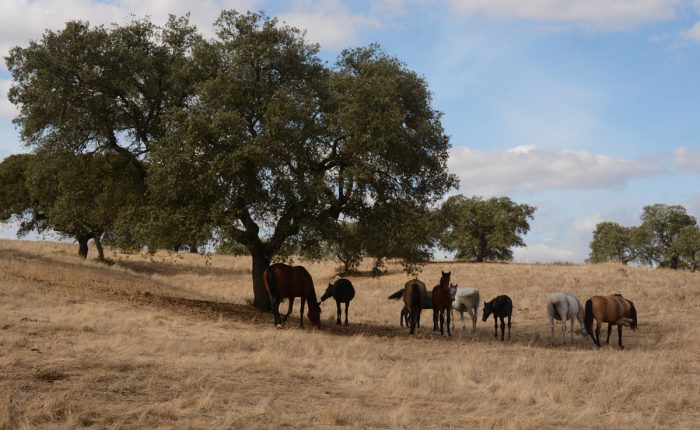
308, 300, 322, 328
440, 271, 451, 290
320, 283, 334, 302
482, 300, 493, 322
449, 283, 458, 301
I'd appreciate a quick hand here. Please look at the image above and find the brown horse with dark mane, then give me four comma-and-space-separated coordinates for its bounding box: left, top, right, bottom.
584, 294, 637, 349
432, 271, 452, 336
388, 279, 427, 334
263, 263, 321, 329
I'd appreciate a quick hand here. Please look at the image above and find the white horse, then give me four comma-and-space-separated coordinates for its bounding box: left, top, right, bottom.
451, 284, 480, 336
546, 292, 587, 344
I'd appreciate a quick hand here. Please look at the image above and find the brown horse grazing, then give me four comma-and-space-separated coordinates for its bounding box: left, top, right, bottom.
263, 263, 321, 329
584, 294, 637, 349
432, 271, 452, 336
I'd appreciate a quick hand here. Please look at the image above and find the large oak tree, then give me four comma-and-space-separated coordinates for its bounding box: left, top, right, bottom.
144, 12, 457, 309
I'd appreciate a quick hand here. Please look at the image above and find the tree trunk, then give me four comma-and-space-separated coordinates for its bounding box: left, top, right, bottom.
77, 235, 90, 259
251, 251, 272, 311
94, 235, 105, 262
188, 244, 198, 254
669, 255, 679, 270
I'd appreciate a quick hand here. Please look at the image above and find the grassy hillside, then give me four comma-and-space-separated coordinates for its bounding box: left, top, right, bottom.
1, 239, 698, 429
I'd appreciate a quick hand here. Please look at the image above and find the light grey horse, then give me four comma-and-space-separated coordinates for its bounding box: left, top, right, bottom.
547, 292, 587, 344
451, 284, 480, 336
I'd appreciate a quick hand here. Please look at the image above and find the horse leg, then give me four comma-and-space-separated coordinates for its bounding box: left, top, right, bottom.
439, 310, 445, 335
493, 317, 498, 339
282, 298, 295, 323
335, 300, 342, 325
299, 297, 306, 328
606, 323, 613, 345
618, 324, 624, 349
561, 318, 567, 345
447, 308, 452, 336
471, 309, 477, 337
507, 314, 511, 341
400, 308, 406, 327
433, 308, 438, 332
550, 316, 555, 345
500, 316, 506, 341
273, 299, 282, 327
594, 321, 601, 347
344, 302, 350, 326
570, 317, 575, 344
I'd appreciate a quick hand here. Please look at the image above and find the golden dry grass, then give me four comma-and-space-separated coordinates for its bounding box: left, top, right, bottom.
0, 239, 699, 429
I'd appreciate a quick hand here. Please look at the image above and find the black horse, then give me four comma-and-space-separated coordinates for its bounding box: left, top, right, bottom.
320, 278, 356, 325
482, 295, 512, 341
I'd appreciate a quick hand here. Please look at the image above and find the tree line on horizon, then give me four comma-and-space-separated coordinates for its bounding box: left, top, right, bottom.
588, 204, 700, 271
0, 10, 536, 310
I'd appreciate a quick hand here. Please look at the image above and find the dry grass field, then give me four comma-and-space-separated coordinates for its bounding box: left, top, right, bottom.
1, 239, 699, 429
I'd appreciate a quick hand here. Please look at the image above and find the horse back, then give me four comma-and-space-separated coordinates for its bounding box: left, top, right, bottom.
333, 278, 355, 302
268, 263, 316, 300
590, 295, 632, 323
404, 280, 425, 310
494, 295, 513, 317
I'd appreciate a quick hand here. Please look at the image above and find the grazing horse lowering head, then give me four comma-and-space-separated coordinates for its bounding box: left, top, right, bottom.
482, 301, 494, 322
307, 300, 322, 327
320, 283, 334, 302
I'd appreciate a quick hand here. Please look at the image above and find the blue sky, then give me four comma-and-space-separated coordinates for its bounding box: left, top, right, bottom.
1, 0, 700, 262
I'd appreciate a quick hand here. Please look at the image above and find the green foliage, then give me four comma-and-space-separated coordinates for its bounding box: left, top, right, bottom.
144, 11, 456, 300
439, 195, 535, 262
0, 154, 34, 223
669, 225, 700, 272
637, 204, 696, 269
587, 222, 636, 264
6, 11, 457, 306
588, 204, 698, 270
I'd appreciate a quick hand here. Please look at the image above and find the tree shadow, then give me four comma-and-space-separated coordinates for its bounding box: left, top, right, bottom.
114, 259, 249, 278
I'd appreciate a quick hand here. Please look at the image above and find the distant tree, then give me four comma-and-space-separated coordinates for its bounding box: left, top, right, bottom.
587, 222, 636, 265
670, 225, 700, 272
143, 12, 457, 309
30, 150, 144, 260
636, 204, 697, 269
0, 154, 35, 225
439, 195, 535, 262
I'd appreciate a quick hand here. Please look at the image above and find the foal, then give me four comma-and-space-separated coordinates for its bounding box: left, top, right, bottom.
432, 271, 452, 336
320, 278, 355, 325
482, 295, 512, 341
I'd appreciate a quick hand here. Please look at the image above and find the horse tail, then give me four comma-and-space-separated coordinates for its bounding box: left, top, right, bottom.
388, 289, 404, 300
584, 298, 595, 341
264, 266, 280, 312
627, 300, 638, 331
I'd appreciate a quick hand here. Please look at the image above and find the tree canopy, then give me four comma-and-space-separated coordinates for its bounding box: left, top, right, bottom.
439, 195, 535, 262
587, 221, 636, 265
6, 11, 458, 309
588, 204, 699, 270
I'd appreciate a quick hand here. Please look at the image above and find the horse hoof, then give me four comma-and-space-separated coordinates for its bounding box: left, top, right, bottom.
336, 321, 341, 325
276, 324, 282, 329
344, 322, 349, 326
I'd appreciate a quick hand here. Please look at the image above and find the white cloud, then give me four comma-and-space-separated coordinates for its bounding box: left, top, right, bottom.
674, 146, 700, 172
681, 20, 700, 41
448, 145, 664, 195
513, 240, 583, 263
572, 212, 606, 233
0, 79, 17, 120
0, 1, 261, 67
277, 0, 382, 49
448, 0, 679, 29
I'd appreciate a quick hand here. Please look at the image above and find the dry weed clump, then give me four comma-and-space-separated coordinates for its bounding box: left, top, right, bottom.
0, 239, 699, 429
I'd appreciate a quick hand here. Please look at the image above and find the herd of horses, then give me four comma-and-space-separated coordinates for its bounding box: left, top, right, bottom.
262, 263, 639, 348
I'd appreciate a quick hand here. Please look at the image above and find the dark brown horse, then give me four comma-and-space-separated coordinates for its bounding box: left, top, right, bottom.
320, 278, 355, 326
432, 271, 452, 336
584, 294, 637, 349
263, 263, 321, 329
